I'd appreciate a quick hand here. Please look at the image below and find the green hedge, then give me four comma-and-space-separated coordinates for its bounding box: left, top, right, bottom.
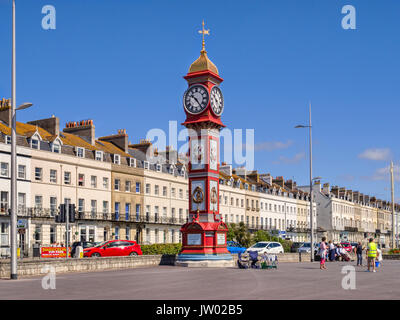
141, 243, 182, 255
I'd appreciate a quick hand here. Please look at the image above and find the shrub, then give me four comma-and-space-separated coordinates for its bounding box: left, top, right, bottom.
141, 243, 182, 255
388, 249, 400, 255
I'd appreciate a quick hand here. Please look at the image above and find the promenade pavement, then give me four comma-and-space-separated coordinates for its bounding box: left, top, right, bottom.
0, 260, 398, 300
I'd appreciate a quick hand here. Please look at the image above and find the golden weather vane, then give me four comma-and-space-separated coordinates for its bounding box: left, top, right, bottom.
198, 20, 210, 52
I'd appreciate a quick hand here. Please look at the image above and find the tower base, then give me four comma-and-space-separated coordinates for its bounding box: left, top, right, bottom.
175, 253, 234, 268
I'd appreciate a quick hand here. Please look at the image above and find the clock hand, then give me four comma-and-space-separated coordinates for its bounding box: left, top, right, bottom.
193, 96, 202, 109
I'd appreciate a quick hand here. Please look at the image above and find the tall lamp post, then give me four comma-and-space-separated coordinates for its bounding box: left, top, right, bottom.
10, 0, 33, 279
295, 102, 315, 262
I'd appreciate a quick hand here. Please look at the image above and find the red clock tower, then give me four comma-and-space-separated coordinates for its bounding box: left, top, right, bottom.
176, 22, 233, 267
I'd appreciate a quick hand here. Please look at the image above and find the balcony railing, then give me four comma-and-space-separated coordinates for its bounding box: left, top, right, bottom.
0, 207, 187, 225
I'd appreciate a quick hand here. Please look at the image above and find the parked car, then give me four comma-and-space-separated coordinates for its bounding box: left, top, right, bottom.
290, 242, 303, 253
71, 241, 97, 257
227, 241, 247, 254
340, 242, 352, 253
298, 242, 319, 254
246, 241, 284, 254
84, 240, 142, 257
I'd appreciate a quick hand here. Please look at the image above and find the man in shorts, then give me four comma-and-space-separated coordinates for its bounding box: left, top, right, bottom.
366, 238, 377, 273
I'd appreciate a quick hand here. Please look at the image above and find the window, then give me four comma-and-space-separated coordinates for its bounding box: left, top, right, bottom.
156, 164, 161, 172
125, 203, 131, 221
18, 165, 26, 179
18, 193, 26, 213
136, 204, 141, 220
35, 195, 43, 209
50, 226, 56, 244
125, 181, 131, 192
52, 143, 61, 153
179, 189, 183, 199
91, 176, 97, 188
64, 171, 71, 185
35, 167, 42, 181
144, 161, 149, 169
34, 225, 41, 243
129, 158, 136, 167
163, 207, 167, 220
115, 226, 119, 240
50, 169, 57, 183
5, 136, 11, 144
31, 139, 39, 149
114, 179, 120, 191
78, 174, 85, 187
95, 151, 103, 161
136, 182, 141, 193
76, 147, 85, 158
163, 186, 167, 197
155, 229, 159, 243
154, 185, 159, 195
103, 177, 109, 189
113, 154, 120, 165
126, 227, 130, 240
155, 206, 159, 222
50, 197, 57, 216
171, 188, 176, 198
145, 205, 150, 221
145, 183, 150, 194
78, 199, 85, 215
115, 202, 120, 220
1, 192, 8, 212
1, 163, 9, 177
102, 201, 109, 215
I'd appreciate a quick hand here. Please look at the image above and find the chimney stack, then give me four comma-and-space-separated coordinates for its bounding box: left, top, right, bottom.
99, 129, 129, 153
28, 116, 60, 136
0, 98, 12, 126
273, 176, 285, 188
63, 120, 95, 145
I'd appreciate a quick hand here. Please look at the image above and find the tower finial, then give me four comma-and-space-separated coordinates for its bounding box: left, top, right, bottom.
198, 20, 210, 52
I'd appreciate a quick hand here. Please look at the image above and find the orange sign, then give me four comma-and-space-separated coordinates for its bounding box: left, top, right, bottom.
40, 247, 71, 258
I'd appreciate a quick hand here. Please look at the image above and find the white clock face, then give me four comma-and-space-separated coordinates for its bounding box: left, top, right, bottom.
183, 84, 209, 115
210, 86, 224, 116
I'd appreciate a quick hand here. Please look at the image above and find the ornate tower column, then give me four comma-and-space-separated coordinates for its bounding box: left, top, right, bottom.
176, 22, 234, 267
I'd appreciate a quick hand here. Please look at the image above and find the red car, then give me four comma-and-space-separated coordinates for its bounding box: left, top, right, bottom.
340, 242, 352, 253
84, 240, 142, 257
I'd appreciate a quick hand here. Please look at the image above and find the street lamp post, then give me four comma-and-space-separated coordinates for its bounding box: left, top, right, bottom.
295, 103, 315, 262
10, 0, 17, 280
10, 0, 33, 279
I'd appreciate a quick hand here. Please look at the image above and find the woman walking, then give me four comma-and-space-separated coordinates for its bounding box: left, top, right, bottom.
319, 237, 328, 270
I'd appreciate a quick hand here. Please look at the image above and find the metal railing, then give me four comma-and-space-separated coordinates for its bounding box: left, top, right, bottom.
0, 207, 187, 225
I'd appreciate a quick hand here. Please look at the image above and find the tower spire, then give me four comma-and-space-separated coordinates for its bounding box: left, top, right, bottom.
198, 20, 210, 52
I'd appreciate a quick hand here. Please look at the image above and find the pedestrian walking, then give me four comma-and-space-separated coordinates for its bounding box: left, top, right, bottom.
376, 246, 383, 268
328, 240, 335, 262
366, 238, 377, 272
355, 241, 364, 266
319, 237, 327, 270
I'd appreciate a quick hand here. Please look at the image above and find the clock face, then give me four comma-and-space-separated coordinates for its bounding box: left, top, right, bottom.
183, 84, 209, 115
210, 86, 224, 116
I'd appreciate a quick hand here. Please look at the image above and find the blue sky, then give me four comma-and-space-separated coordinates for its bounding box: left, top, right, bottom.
0, 0, 399, 201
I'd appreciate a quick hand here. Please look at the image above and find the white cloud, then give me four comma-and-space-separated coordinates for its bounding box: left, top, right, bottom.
370, 164, 400, 182
273, 152, 305, 165
358, 148, 392, 161
248, 140, 293, 152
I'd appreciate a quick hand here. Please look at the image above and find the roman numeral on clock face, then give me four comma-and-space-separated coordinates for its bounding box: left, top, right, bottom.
183, 84, 210, 115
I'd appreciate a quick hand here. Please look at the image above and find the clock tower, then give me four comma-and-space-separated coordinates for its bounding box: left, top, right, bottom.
176, 21, 234, 267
